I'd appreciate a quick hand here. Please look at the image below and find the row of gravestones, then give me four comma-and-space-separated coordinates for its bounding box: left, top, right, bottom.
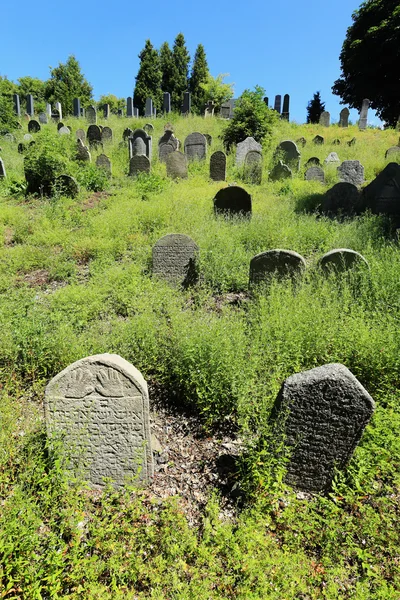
319, 99, 370, 130
45, 353, 374, 493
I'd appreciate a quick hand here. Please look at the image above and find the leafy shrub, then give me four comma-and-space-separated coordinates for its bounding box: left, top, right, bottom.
23, 134, 67, 196
74, 163, 109, 192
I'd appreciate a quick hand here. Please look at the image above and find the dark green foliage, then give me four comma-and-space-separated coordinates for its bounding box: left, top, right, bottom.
97, 94, 125, 114
171, 33, 190, 111
332, 0, 400, 127
133, 40, 162, 115
222, 86, 279, 150
17, 76, 46, 113
306, 91, 325, 124
44, 55, 93, 116
189, 44, 209, 115
159, 42, 175, 97
0, 77, 19, 130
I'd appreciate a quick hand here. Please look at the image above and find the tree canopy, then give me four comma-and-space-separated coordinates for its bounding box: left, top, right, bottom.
200, 74, 234, 111
171, 33, 190, 111
44, 56, 93, 115
133, 40, 162, 115
189, 44, 209, 114
332, 0, 400, 127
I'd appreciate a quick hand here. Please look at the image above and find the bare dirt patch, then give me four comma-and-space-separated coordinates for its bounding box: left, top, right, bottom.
81, 191, 111, 212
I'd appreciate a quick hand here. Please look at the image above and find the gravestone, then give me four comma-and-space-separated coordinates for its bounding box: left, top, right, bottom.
96, 154, 112, 175
103, 104, 110, 119
86, 105, 97, 124
145, 98, 153, 118
319, 111, 330, 127
44, 354, 153, 487
274, 95, 282, 113
4, 133, 15, 142
220, 102, 231, 118
182, 92, 191, 115
129, 155, 150, 176
333, 139, 341, 146
163, 92, 171, 114
269, 160, 292, 181
118, 109, 123, 117
133, 107, 139, 117
361, 163, 400, 221
263, 97, 269, 107
270, 363, 374, 491
385, 146, 400, 160
305, 157, 321, 167
13, 93, 20, 116
275, 140, 300, 170
337, 160, 364, 186
58, 126, 70, 136
213, 186, 252, 217
127, 97, 133, 117
46, 103, 52, 118
76, 139, 91, 162
324, 152, 340, 165
51, 109, 61, 123
347, 137, 356, 146
236, 137, 262, 166
249, 250, 305, 284
321, 183, 360, 216
339, 108, 349, 128
73, 98, 81, 118
23, 133, 33, 142
0, 158, 6, 178
26, 94, 34, 116
152, 234, 199, 287
281, 94, 290, 120
313, 135, 324, 145
123, 128, 133, 141
210, 151, 227, 182
18, 143, 26, 154
55, 175, 79, 198
158, 131, 179, 162
129, 129, 152, 160
203, 134, 212, 147
319, 249, 369, 273
166, 152, 188, 179
28, 120, 40, 133
305, 166, 325, 183
296, 137, 306, 147
244, 150, 263, 184
76, 129, 86, 142
55, 102, 63, 121
87, 124, 102, 146
144, 123, 154, 134
101, 127, 113, 143
204, 100, 215, 117
39, 112, 48, 124
358, 99, 370, 130
57, 122, 65, 131
184, 132, 207, 160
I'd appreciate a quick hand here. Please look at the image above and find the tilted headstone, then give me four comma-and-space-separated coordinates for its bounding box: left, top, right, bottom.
76, 129, 86, 143
26, 94, 34, 116
163, 92, 171, 114
313, 135, 324, 145
39, 112, 48, 124
127, 97, 133, 117
129, 155, 150, 176
305, 166, 325, 183
166, 152, 188, 179
0, 158, 6, 178
54, 174, 79, 198
358, 99, 370, 130
321, 183, 360, 216
213, 186, 252, 217
204, 100, 215, 117
73, 98, 81, 118
128, 129, 152, 160
28, 120, 41, 133
337, 160, 364, 187
76, 139, 91, 162
385, 146, 400, 161
55, 102, 63, 121
281, 94, 290, 121
13, 93, 21, 116
210, 151, 227, 182
103, 104, 110, 119
145, 97, 153, 118
319, 111, 330, 127
305, 157, 321, 167
249, 250, 305, 284
339, 108, 349, 128
87, 125, 102, 146
274, 95, 282, 113
182, 92, 191, 115
269, 160, 292, 181
244, 150, 263, 184
319, 249, 369, 273
58, 126, 70, 136
324, 152, 340, 165
296, 137, 306, 147
236, 137, 262, 167
96, 153, 112, 175
184, 132, 207, 161
86, 105, 97, 124
152, 234, 199, 287
101, 127, 113, 143
45, 353, 153, 487
347, 137, 356, 146
361, 163, 400, 221
275, 140, 300, 170
158, 131, 179, 162
270, 363, 374, 491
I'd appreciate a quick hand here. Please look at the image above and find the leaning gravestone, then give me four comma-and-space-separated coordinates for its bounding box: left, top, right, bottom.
54, 175, 79, 198
86, 105, 97, 124
129, 155, 150, 176
321, 182, 360, 216
244, 150, 263, 184
319, 111, 330, 127
269, 160, 292, 181
270, 363, 374, 492
101, 127, 113, 143
213, 186, 252, 217
305, 166, 325, 183
166, 152, 188, 179
236, 137, 262, 166
337, 160, 364, 186
249, 250, 306, 284
96, 154, 111, 176
45, 353, 153, 487
358, 99, 370, 131
210, 151, 227, 182
76, 139, 91, 162
361, 163, 400, 221
152, 234, 199, 287
184, 132, 207, 161
339, 108, 350, 128
319, 249, 369, 273
324, 152, 340, 165
76, 129, 86, 143
313, 135, 324, 145
275, 140, 300, 170
385, 146, 400, 161
28, 119, 41, 133
0, 158, 6, 178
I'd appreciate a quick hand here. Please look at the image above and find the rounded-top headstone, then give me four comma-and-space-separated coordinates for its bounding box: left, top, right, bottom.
44, 353, 153, 487
129, 155, 150, 176
58, 126, 71, 135
76, 128, 86, 142
276, 140, 300, 170
305, 157, 321, 168
210, 151, 227, 182
28, 120, 40, 133
244, 150, 263, 184
236, 137, 262, 166
152, 234, 199, 287
144, 123, 154, 133
23, 133, 33, 142
57, 122, 65, 131
214, 185, 252, 217
54, 174, 79, 198
249, 249, 306, 284
166, 152, 188, 179
313, 135, 324, 145
39, 112, 48, 124
321, 182, 360, 216
102, 126, 113, 143
337, 160, 364, 187
158, 132, 179, 162
319, 248, 369, 273
96, 153, 111, 175
184, 132, 207, 161
87, 124, 102, 142
385, 146, 400, 160
86, 105, 97, 124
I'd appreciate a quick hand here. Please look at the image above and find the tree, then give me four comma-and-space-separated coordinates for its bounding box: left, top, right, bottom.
171, 33, 190, 111
44, 55, 93, 115
189, 44, 209, 114
306, 91, 325, 124
97, 94, 125, 114
17, 76, 46, 112
160, 42, 174, 95
200, 73, 234, 111
133, 40, 162, 115
0, 76, 18, 130
222, 86, 279, 150
332, 0, 400, 127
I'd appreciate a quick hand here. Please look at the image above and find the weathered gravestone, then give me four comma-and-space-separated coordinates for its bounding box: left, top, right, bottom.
55, 102, 63, 121
57, 122, 65, 131
274, 95, 282, 113
347, 137, 356, 146
269, 160, 292, 181
249, 250, 306, 284
96, 154, 112, 175
236, 137, 262, 166
361, 163, 400, 222
52, 109, 61, 123
58, 126, 70, 136
23, 133, 33, 142
244, 150, 263, 184
324, 152, 340, 165
73, 98, 81, 118
275, 140, 300, 170
152, 234, 199, 286
339, 108, 350, 128
123, 128, 133, 141
220, 102, 231, 119
319, 249, 369, 273
102, 127, 113, 143
126, 97, 133, 117
129, 129, 152, 160
86, 105, 97, 124
337, 160, 364, 187
0, 158, 6, 178
103, 104, 110, 119
163, 92, 171, 114
13, 93, 21, 117
54, 174, 79, 198
26, 94, 34, 116
305, 157, 321, 167
281, 94, 290, 121
28, 119, 41, 133
313, 135, 324, 145
145, 98, 153, 118
210, 151, 227, 182
184, 132, 207, 161
385, 146, 400, 161
214, 186, 252, 217
39, 112, 48, 124
129, 155, 150, 176
204, 100, 215, 117
321, 183, 360, 216
182, 92, 191, 115
358, 99, 370, 131
44, 353, 153, 487
270, 363, 375, 491
76, 139, 91, 162
319, 111, 330, 127
166, 152, 188, 179
158, 131, 179, 162
76, 129, 86, 143
144, 124, 154, 134
296, 137, 306, 147
87, 124, 102, 146
305, 166, 325, 183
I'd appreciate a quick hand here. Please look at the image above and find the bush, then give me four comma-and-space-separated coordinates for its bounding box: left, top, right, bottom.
23, 134, 68, 197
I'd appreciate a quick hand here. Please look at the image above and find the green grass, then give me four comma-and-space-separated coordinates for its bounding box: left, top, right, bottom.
1, 114, 400, 598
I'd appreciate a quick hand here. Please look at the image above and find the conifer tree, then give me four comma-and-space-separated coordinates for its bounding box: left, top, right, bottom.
306, 91, 325, 124
160, 42, 174, 96
171, 33, 190, 111
189, 44, 209, 115
133, 40, 162, 115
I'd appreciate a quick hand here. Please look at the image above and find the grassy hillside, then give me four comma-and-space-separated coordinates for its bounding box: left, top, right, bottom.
1, 114, 400, 598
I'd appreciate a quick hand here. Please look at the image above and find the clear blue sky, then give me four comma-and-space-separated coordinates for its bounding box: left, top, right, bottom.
1, 0, 380, 125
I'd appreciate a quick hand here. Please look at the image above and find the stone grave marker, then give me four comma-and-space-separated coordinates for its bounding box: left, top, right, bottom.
319, 111, 330, 127
313, 135, 324, 145
210, 151, 227, 182
270, 363, 375, 492
249, 250, 306, 284
13, 93, 20, 116
45, 353, 153, 487
0, 158, 6, 178
274, 95, 282, 113
103, 104, 110, 119
220, 102, 231, 118
305, 157, 321, 167
339, 108, 350, 128
337, 160, 364, 186
358, 99, 370, 130
145, 98, 153, 118
87, 124, 102, 147
184, 132, 207, 161
144, 123, 154, 134
166, 152, 188, 179
182, 92, 191, 115
96, 154, 112, 175
275, 140, 300, 170
129, 129, 152, 160
26, 94, 34, 116
319, 249, 369, 273
57, 122, 65, 131
281, 94, 290, 120
76, 129, 86, 142
158, 131, 179, 162
28, 119, 41, 133
385, 146, 400, 160
55, 174, 79, 198
321, 182, 360, 216
347, 137, 356, 146
296, 137, 306, 147
86, 105, 97, 124
123, 128, 133, 141
204, 100, 215, 117
46, 103, 52, 118
101, 127, 113, 143
214, 186, 252, 217
324, 152, 340, 165
305, 166, 325, 183
127, 97, 133, 117
76, 139, 91, 162
129, 155, 151, 176
55, 102, 63, 121
51, 109, 61, 123
39, 112, 48, 124
236, 137, 262, 167
244, 150, 263, 184
152, 234, 199, 287
58, 126, 71, 136
361, 163, 400, 221
23, 133, 33, 142
163, 92, 171, 114
269, 160, 292, 181
3, 133, 15, 142
73, 98, 81, 118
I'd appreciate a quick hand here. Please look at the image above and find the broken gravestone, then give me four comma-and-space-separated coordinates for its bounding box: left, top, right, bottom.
213, 186, 252, 217
44, 353, 153, 488
236, 137, 262, 167
76, 139, 91, 162
152, 234, 199, 287
209, 151, 226, 182
249, 250, 306, 284
269, 160, 292, 181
